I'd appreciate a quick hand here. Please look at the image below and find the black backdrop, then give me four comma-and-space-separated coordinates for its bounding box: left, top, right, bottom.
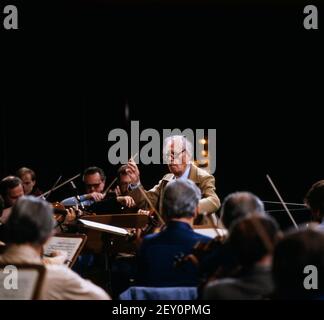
1, 0, 323, 228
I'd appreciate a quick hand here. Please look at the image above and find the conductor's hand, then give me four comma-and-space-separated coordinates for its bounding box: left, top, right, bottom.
117, 196, 136, 208
126, 159, 140, 185
86, 192, 105, 202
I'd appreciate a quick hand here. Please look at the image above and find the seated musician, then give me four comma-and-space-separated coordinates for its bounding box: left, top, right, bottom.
202, 215, 280, 300
199, 192, 267, 278
0, 176, 24, 224
16, 167, 43, 196
0, 196, 110, 300
61, 166, 135, 213
88, 165, 138, 214
136, 179, 212, 287
273, 227, 324, 299
304, 180, 324, 230
126, 135, 221, 224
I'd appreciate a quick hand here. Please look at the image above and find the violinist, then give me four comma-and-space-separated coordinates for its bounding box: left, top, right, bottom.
0, 176, 24, 224
88, 165, 137, 214
16, 167, 43, 196
126, 135, 221, 224
199, 192, 267, 278
61, 167, 106, 207
202, 215, 280, 300
0, 196, 110, 300
136, 179, 212, 287
61, 166, 135, 213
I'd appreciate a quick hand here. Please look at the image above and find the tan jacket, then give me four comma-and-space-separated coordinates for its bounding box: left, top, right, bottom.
0, 244, 110, 300
130, 163, 221, 219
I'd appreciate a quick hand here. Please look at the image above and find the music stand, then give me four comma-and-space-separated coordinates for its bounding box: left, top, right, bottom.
0, 264, 45, 300
79, 214, 148, 295
81, 213, 149, 228
43, 233, 87, 268
80, 214, 149, 254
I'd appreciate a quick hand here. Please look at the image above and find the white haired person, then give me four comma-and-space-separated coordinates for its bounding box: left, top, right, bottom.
0, 196, 110, 300
127, 135, 220, 224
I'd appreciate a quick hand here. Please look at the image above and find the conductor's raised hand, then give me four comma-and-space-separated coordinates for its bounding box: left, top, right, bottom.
126, 159, 140, 185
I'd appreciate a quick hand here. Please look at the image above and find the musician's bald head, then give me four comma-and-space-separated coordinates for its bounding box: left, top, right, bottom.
221, 192, 265, 229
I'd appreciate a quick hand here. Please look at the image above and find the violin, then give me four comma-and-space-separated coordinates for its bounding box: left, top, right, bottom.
52, 202, 95, 225
174, 230, 228, 268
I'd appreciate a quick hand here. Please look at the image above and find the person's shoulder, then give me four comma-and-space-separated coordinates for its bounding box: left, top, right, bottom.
191, 164, 214, 180
142, 232, 162, 245
203, 278, 238, 299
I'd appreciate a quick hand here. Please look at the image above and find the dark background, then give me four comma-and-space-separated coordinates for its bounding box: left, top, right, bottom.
1, 0, 323, 228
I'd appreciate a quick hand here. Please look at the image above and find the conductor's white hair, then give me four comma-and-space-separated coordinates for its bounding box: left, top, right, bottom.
163, 135, 193, 161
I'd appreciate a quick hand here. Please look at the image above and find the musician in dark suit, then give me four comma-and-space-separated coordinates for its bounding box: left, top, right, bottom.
136, 179, 212, 287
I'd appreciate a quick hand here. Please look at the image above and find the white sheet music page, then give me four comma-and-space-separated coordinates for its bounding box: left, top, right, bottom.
43, 236, 83, 264
79, 219, 128, 236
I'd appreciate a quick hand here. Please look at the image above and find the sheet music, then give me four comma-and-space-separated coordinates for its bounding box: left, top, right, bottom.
0, 269, 39, 300
79, 219, 128, 236
194, 228, 227, 238
43, 236, 83, 264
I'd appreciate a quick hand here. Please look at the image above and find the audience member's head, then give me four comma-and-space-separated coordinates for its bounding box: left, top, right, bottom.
163, 179, 201, 222
273, 227, 324, 299
82, 167, 106, 194
304, 180, 324, 223
4, 196, 55, 246
16, 167, 37, 195
221, 192, 265, 229
228, 215, 280, 268
0, 176, 24, 208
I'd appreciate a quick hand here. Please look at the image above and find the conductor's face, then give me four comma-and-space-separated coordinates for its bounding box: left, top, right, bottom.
84, 173, 105, 193
165, 144, 189, 178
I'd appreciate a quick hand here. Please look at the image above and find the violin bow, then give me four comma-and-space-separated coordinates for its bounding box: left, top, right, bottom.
103, 153, 139, 196
39, 173, 81, 199
138, 185, 165, 226
266, 174, 299, 230
43, 175, 63, 200
263, 200, 307, 207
